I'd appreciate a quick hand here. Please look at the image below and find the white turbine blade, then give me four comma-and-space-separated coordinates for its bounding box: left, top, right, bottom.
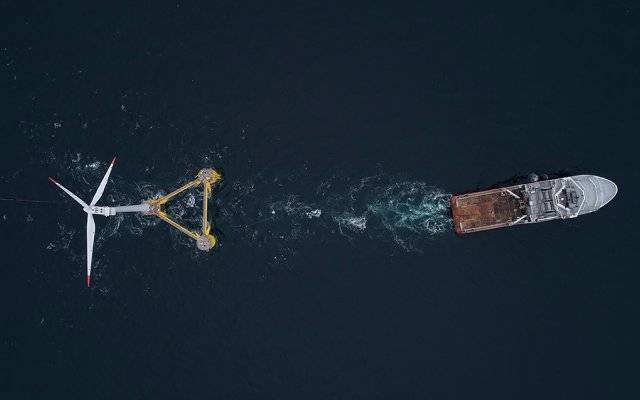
90, 157, 116, 206
48, 177, 89, 209
86, 213, 95, 287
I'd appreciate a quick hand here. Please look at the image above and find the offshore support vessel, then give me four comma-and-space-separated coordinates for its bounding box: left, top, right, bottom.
451, 175, 618, 234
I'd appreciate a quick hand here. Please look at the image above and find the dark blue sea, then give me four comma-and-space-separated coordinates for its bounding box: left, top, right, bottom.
2, 3, 639, 399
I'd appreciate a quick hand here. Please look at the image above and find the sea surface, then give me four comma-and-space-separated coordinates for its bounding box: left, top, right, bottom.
1, 3, 639, 399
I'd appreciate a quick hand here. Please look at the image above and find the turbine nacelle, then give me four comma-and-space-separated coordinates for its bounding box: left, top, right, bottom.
83, 206, 116, 216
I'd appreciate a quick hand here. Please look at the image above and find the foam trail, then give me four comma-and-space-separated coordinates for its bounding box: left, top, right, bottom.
364, 182, 451, 249
247, 175, 453, 251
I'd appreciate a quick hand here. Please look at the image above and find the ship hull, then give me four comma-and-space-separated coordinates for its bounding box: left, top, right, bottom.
451, 175, 617, 235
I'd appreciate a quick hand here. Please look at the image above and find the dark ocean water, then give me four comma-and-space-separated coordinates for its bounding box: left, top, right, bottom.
1, 3, 639, 399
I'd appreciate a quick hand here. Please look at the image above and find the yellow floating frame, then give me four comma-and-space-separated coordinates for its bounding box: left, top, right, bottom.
145, 168, 222, 251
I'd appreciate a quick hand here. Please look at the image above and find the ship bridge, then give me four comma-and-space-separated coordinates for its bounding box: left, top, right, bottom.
525, 175, 618, 222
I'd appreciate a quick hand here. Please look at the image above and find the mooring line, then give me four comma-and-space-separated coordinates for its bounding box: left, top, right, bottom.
0, 197, 65, 204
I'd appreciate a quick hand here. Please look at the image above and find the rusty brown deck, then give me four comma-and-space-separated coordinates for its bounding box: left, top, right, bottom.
451, 185, 526, 234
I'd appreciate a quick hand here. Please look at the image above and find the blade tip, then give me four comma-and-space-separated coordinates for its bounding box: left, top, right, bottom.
86, 275, 91, 287
111, 156, 117, 166
48, 176, 57, 184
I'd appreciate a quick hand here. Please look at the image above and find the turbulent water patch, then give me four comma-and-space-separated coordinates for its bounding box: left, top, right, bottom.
365, 182, 451, 249
333, 212, 367, 233
269, 195, 321, 219
237, 174, 453, 251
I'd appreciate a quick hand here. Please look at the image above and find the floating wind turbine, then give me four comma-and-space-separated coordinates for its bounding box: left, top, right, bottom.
49, 159, 222, 286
